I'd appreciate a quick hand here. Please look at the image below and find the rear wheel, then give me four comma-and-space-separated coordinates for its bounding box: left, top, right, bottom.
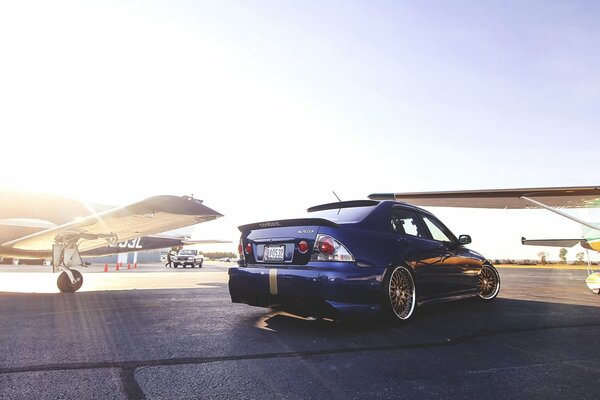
173, 263, 179, 268
478, 264, 500, 300
383, 266, 416, 322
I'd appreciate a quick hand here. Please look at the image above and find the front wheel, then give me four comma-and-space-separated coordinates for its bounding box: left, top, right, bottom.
57, 270, 83, 293
383, 266, 416, 322
478, 264, 500, 300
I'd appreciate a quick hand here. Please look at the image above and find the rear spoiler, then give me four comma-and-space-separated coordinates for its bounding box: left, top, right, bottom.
239, 218, 339, 232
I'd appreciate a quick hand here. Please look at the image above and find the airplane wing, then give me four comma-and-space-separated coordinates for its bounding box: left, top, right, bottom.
369, 186, 600, 209
521, 237, 583, 247
1, 195, 223, 252
182, 239, 232, 245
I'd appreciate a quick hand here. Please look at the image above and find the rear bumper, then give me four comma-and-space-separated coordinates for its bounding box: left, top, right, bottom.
228, 264, 383, 318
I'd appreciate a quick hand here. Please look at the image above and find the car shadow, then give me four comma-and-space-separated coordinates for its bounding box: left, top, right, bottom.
251, 296, 600, 342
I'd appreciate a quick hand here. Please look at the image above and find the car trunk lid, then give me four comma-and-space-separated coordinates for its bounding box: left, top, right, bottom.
239, 218, 338, 266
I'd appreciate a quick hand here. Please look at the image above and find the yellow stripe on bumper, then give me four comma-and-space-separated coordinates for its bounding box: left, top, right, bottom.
269, 269, 278, 295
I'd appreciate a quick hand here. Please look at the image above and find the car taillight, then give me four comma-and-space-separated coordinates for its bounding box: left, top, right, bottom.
311, 234, 354, 262
245, 242, 253, 255
298, 240, 309, 254
317, 237, 335, 255
238, 240, 244, 259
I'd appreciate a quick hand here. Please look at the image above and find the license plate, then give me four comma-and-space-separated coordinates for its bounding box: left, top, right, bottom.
264, 245, 285, 262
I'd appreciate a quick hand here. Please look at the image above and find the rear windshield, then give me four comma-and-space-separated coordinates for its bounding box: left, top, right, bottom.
307, 205, 375, 223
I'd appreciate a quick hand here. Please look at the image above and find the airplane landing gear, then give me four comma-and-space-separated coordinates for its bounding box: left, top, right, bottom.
585, 272, 600, 295
52, 233, 88, 293
57, 269, 83, 293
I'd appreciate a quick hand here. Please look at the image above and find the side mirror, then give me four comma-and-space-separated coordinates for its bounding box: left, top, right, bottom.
458, 235, 472, 245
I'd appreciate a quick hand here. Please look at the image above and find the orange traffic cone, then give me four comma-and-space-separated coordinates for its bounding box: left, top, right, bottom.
134, 263, 137, 269
127, 263, 131, 270
116, 262, 120, 271
103, 263, 108, 272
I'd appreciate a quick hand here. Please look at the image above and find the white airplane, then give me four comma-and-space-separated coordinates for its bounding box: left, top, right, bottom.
369, 186, 600, 294
0, 189, 223, 292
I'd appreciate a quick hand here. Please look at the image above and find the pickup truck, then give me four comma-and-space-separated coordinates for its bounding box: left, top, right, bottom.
171, 249, 204, 268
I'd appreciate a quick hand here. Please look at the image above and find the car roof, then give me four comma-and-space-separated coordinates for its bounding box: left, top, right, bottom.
384, 200, 438, 217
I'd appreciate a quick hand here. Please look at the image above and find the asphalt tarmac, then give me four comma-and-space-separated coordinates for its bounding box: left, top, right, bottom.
1, 263, 599, 399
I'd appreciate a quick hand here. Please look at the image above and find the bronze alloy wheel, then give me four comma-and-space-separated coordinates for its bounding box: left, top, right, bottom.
478, 264, 500, 300
388, 266, 416, 320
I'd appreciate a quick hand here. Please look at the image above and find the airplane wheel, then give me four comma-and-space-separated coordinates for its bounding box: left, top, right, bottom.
57, 270, 83, 293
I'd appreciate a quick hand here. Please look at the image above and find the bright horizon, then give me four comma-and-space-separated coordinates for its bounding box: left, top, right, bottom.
1, 1, 599, 261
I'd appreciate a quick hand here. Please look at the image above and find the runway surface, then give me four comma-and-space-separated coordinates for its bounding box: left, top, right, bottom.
1, 263, 599, 399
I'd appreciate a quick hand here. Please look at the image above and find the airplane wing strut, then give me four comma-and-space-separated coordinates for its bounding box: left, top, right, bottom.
520, 196, 600, 232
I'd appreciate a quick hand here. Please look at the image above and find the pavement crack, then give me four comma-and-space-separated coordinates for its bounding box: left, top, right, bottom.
1, 321, 599, 377
120, 367, 145, 400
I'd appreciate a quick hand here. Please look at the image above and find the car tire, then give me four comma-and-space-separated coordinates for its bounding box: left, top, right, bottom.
478, 263, 500, 300
173, 263, 179, 268
382, 265, 417, 322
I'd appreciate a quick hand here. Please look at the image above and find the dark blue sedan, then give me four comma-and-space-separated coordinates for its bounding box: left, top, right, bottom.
228, 200, 500, 322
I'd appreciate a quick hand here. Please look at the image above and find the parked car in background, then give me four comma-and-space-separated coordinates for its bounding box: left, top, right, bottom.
229, 200, 500, 322
172, 249, 204, 268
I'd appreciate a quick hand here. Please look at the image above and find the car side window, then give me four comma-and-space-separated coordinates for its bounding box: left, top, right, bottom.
391, 209, 425, 238
422, 215, 453, 243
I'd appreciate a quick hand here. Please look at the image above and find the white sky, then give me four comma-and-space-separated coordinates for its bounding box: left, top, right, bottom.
1, 1, 599, 261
